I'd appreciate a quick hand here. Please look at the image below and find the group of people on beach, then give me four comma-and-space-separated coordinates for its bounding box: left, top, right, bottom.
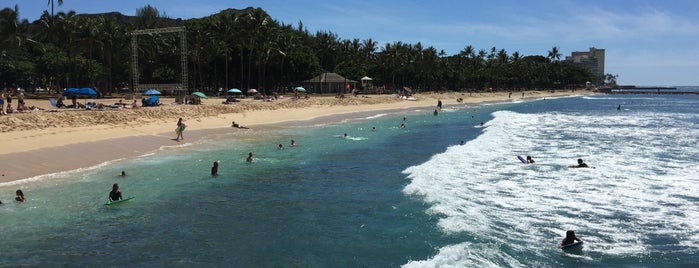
1, 91, 31, 114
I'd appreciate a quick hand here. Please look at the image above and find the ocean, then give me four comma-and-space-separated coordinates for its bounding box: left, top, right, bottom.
1, 89, 697, 267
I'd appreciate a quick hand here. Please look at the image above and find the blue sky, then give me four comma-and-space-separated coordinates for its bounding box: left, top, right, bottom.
5, 0, 699, 86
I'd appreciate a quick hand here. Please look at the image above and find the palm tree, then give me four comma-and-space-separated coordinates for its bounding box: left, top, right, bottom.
547, 46, 562, 88
547, 46, 561, 62
46, 0, 63, 17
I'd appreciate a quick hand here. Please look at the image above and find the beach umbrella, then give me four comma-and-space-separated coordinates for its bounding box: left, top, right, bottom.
227, 88, 242, 94
62, 87, 97, 96
192, 91, 208, 99
143, 89, 161, 95
294, 86, 306, 92
247, 89, 258, 94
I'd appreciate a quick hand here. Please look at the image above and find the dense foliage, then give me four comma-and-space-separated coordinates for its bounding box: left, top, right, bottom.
0, 5, 595, 96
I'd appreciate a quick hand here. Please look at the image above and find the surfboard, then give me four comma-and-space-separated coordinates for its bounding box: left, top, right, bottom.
560, 241, 583, 250
517, 155, 527, 164
105, 196, 134, 206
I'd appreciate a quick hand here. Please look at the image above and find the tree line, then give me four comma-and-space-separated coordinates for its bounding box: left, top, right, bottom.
0, 4, 597, 96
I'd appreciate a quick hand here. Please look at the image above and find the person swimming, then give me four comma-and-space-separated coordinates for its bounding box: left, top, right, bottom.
109, 184, 122, 202
526, 156, 535, 163
120, 171, 126, 176
246, 152, 254, 162
15, 189, 26, 202
560, 230, 582, 247
570, 158, 589, 168
278, 143, 283, 150
290, 139, 296, 146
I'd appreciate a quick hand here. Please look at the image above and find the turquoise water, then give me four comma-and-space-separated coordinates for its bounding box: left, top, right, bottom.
1, 91, 698, 267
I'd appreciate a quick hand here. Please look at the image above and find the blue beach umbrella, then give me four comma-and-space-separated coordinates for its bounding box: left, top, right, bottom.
227, 88, 242, 94
63, 87, 97, 96
294, 86, 306, 92
192, 91, 208, 99
144, 89, 161, 95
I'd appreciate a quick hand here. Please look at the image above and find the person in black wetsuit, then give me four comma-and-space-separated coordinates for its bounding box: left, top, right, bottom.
570, 158, 589, 168
109, 183, 123, 202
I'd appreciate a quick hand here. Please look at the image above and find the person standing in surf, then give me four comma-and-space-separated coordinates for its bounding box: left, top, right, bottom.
211, 161, 219, 176
109, 184, 123, 202
175, 118, 186, 141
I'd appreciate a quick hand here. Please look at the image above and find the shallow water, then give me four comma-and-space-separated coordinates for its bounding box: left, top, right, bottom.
1, 91, 697, 267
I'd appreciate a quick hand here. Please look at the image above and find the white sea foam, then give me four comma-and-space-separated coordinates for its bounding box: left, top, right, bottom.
363, 113, 388, 120
0, 158, 126, 188
402, 109, 699, 266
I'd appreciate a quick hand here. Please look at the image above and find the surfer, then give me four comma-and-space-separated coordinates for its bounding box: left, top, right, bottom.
617, 104, 621, 111
400, 123, 405, 129
526, 156, 535, 163
291, 139, 296, 146
560, 230, 582, 248
570, 158, 589, 168
109, 183, 123, 202
459, 140, 465, 145
211, 161, 219, 176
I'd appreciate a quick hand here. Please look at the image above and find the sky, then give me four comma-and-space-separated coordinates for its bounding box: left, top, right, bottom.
4, 0, 699, 86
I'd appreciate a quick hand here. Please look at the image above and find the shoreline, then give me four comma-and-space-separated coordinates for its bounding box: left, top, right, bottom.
0, 90, 594, 184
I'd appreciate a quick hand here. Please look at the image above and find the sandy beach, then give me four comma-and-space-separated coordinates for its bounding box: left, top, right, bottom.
0, 90, 593, 184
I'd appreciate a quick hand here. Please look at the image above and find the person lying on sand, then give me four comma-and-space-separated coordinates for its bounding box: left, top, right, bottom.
231, 121, 249, 129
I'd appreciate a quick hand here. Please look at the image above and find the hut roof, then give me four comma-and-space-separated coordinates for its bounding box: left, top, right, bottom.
302, 72, 357, 83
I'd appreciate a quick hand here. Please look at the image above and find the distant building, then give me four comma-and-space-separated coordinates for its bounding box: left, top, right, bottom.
565, 47, 605, 84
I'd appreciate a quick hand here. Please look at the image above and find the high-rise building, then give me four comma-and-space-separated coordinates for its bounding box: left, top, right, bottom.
565, 47, 605, 84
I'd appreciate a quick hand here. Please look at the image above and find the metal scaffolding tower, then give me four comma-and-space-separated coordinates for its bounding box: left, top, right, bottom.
130, 26, 188, 92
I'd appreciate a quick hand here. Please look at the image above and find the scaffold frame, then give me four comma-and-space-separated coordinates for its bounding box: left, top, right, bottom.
130, 26, 188, 92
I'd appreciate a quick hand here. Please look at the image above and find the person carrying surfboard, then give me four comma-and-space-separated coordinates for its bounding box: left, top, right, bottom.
109, 183, 123, 202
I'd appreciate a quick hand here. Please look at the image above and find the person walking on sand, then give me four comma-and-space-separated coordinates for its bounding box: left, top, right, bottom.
437, 99, 442, 110
175, 118, 186, 141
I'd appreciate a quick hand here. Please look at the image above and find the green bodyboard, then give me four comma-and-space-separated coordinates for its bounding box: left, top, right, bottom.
105, 196, 134, 206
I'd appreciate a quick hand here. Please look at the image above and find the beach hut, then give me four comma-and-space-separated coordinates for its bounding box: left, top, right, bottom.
302, 72, 358, 94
